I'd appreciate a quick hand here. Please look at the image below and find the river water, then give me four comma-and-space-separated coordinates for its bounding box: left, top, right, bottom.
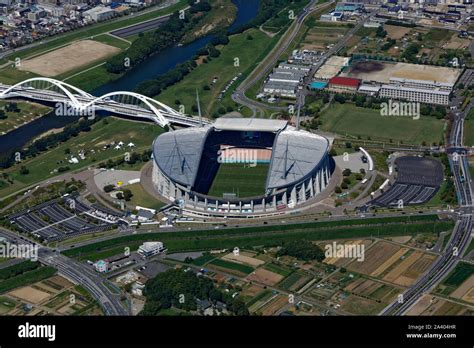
0, 0, 259, 154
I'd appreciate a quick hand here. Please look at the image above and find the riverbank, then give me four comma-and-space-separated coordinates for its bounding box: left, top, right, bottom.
0, 101, 52, 135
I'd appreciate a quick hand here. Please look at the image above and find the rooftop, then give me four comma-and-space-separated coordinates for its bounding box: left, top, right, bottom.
329, 76, 361, 87
213, 118, 288, 133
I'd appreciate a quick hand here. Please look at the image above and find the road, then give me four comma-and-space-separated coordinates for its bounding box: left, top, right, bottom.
0, 0, 183, 61
232, 2, 373, 117
0, 228, 129, 316
380, 90, 474, 315
231, 0, 335, 117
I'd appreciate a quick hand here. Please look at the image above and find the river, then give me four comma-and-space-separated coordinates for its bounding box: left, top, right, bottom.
0, 0, 260, 154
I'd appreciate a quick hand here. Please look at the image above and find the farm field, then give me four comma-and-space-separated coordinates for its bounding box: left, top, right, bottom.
0, 117, 164, 199
4, 275, 103, 316
382, 251, 436, 287
208, 259, 254, 276
435, 262, 474, 297
208, 163, 269, 198
320, 104, 445, 145
406, 294, 471, 315
301, 21, 350, 51
450, 275, 474, 304
341, 278, 401, 315
247, 268, 284, 286
346, 241, 402, 276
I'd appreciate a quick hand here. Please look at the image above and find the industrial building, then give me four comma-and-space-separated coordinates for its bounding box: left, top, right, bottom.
328, 76, 361, 93
138, 242, 165, 258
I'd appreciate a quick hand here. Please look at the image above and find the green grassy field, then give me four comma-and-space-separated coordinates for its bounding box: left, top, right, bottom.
124, 183, 166, 210
158, 28, 278, 117
0, 101, 51, 134
443, 262, 474, 287
264, 263, 293, 277
463, 114, 474, 147
320, 104, 445, 145
208, 163, 269, 198
0, 296, 17, 314
209, 259, 254, 275
0, 117, 164, 199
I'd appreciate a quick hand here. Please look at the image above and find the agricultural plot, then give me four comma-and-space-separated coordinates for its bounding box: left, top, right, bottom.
435, 262, 474, 296
208, 259, 254, 276
407, 294, 471, 316
247, 268, 284, 287
302, 22, 349, 51
221, 251, 265, 267
341, 278, 400, 315
382, 251, 436, 287
450, 275, 474, 304
346, 241, 402, 276
278, 272, 311, 292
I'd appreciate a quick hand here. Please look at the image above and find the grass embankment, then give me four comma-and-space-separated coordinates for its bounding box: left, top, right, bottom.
0, 101, 52, 134
158, 28, 281, 117
0, 117, 164, 199
63, 214, 452, 261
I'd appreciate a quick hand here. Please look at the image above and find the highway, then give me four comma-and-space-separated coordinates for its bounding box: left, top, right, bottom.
231, 0, 335, 117
0, 228, 129, 316
232, 2, 372, 117
380, 92, 474, 316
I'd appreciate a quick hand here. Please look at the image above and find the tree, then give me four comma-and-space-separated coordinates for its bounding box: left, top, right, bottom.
342, 168, 352, 177
19, 166, 29, 175
103, 184, 115, 193
122, 189, 133, 201
276, 240, 325, 261
0, 110, 7, 120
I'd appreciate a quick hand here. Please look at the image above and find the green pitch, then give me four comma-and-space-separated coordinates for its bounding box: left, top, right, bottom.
207, 163, 269, 198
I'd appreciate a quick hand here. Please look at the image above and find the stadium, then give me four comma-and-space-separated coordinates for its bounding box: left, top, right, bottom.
151, 118, 333, 218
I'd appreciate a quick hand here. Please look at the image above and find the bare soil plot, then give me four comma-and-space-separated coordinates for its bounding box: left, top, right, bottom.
247, 268, 284, 286
445, 33, 470, 50
18, 40, 120, 77
371, 247, 409, 277
257, 295, 288, 316
222, 252, 265, 267
8, 286, 51, 304
384, 25, 412, 40
383, 251, 436, 287
451, 274, 474, 304
409, 295, 469, 315
347, 241, 401, 276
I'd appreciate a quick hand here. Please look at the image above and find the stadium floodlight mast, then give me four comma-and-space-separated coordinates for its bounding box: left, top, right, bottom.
296, 94, 302, 131
196, 88, 203, 127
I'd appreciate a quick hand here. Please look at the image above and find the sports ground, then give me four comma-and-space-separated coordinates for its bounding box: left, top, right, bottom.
207, 163, 269, 198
